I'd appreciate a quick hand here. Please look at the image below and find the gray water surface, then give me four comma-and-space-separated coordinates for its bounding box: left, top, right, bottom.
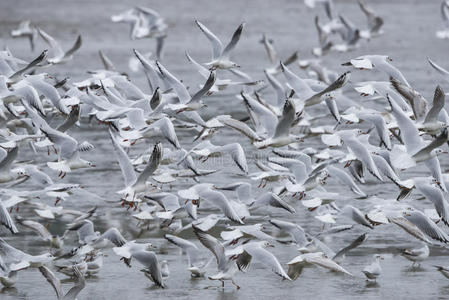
1, 0, 449, 299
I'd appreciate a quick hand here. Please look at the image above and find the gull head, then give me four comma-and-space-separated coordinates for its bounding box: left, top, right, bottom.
145, 243, 157, 251
374, 254, 384, 260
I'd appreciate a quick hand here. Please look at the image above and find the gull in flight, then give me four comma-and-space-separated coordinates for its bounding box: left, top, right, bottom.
39, 265, 86, 300
231, 240, 291, 281
192, 224, 240, 289
436, 0, 449, 39
342, 55, 410, 87
164, 234, 213, 277
38, 28, 82, 64
195, 20, 245, 69
16, 216, 62, 248
0, 238, 54, 271
253, 98, 304, 149
180, 140, 248, 174
10, 20, 37, 51
178, 183, 244, 224
110, 131, 162, 201
287, 252, 352, 280
63, 219, 127, 249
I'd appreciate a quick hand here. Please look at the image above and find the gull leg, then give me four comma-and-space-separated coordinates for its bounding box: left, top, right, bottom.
221, 280, 224, 289
231, 279, 240, 290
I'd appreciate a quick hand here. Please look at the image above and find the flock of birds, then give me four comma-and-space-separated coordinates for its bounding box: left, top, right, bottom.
2, 0, 449, 298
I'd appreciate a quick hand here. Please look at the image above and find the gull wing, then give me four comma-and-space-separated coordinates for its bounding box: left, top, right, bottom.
221, 23, 245, 60
109, 130, 137, 187
274, 98, 295, 138
195, 20, 223, 60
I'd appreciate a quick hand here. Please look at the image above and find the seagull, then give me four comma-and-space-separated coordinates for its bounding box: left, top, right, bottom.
155, 60, 216, 112
133, 250, 165, 287
137, 117, 181, 149
38, 28, 82, 64
110, 132, 162, 200
178, 183, 244, 224
39, 265, 86, 300
23, 74, 70, 115
221, 224, 277, 243
280, 62, 350, 105
217, 183, 295, 213
335, 129, 383, 181
232, 240, 291, 281
357, 113, 391, 150
111, 7, 167, 59
0, 146, 25, 183
185, 51, 261, 93
10, 20, 37, 51
389, 216, 434, 244
0, 238, 54, 270
195, 20, 244, 69
332, 233, 368, 262
342, 55, 410, 87
287, 252, 352, 280
326, 165, 366, 197
164, 234, 212, 277
15, 216, 62, 248
340, 205, 373, 229
358, 0, 384, 39
253, 98, 304, 149
418, 85, 447, 135
63, 220, 126, 249
362, 254, 383, 281
401, 244, 429, 267
39, 125, 95, 177
192, 224, 240, 289
390, 76, 427, 122
181, 140, 248, 174
387, 95, 448, 174
133, 7, 168, 40
403, 210, 449, 243
269, 219, 308, 247
415, 180, 449, 226
0, 201, 18, 233
112, 240, 156, 266
437, 0, 449, 39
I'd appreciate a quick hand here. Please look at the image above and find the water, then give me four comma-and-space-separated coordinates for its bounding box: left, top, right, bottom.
1, 0, 449, 299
